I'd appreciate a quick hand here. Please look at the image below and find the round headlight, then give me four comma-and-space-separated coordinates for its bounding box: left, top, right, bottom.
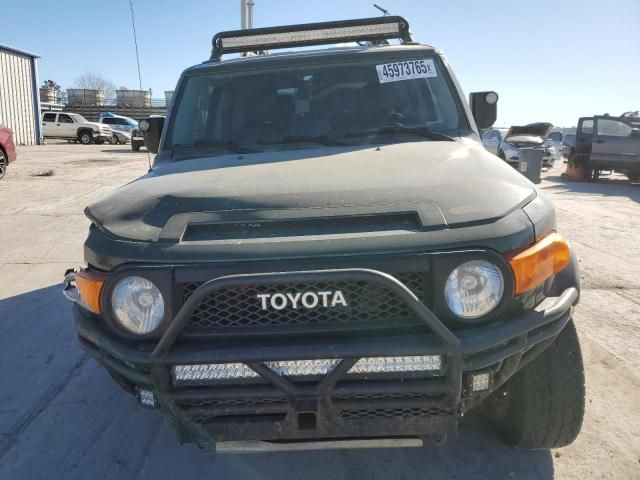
444, 260, 504, 319
111, 276, 165, 334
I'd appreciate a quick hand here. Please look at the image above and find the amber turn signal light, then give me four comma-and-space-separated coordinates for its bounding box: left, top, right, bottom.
507, 233, 570, 295
76, 269, 108, 314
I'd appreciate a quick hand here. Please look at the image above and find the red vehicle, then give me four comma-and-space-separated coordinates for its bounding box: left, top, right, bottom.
0, 125, 17, 180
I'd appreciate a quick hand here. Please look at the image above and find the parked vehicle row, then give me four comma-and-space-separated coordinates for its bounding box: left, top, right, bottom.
42, 112, 113, 145
41, 111, 144, 147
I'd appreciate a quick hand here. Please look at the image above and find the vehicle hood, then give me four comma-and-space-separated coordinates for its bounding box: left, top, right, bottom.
88, 121, 111, 130
86, 141, 537, 243
505, 122, 553, 145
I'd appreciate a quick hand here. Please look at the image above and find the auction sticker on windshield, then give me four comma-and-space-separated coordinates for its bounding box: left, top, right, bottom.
376, 59, 437, 83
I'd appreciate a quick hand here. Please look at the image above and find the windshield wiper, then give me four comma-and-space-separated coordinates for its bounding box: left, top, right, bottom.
172, 139, 260, 154
346, 126, 456, 142
258, 135, 349, 147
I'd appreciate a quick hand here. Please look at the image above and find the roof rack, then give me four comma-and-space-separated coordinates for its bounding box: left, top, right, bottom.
210, 16, 413, 61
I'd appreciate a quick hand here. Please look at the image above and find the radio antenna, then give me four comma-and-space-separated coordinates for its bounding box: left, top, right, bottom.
128, 0, 152, 171
373, 3, 390, 16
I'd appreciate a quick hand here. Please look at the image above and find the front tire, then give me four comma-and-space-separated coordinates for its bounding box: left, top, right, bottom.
0, 150, 7, 180
78, 131, 93, 145
485, 320, 585, 449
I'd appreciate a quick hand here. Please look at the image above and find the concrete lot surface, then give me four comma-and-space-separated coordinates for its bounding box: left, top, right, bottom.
0, 143, 639, 479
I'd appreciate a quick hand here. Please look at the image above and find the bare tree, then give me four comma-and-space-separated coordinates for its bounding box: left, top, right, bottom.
74, 72, 117, 102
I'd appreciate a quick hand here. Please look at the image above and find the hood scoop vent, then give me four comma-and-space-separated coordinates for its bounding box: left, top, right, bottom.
181, 213, 422, 242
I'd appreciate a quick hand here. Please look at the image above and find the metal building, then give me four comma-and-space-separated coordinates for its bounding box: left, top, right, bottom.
0, 44, 41, 145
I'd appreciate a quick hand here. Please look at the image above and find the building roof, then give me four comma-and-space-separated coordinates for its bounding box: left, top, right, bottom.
0, 43, 40, 59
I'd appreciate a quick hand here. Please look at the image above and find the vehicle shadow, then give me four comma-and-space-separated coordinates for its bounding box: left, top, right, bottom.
0, 284, 555, 480
100, 148, 146, 154
167, 415, 555, 480
542, 171, 640, 204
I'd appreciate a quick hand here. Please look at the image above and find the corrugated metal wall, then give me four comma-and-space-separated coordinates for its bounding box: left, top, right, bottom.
0, 48, 37, 145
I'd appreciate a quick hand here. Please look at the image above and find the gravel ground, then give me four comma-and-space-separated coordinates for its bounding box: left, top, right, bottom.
0, 143, 638, 479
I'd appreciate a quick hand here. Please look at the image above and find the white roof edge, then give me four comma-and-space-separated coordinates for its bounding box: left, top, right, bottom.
0, 43, 40, 59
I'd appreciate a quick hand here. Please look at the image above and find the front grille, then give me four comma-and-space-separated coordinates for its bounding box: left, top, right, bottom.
333, 392, 438, 401
182, 272, 426, 331
178, 398, 288, 408
340, 407, 451, 419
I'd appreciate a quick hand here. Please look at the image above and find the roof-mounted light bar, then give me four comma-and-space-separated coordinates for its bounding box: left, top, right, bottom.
210, 16, 413, 61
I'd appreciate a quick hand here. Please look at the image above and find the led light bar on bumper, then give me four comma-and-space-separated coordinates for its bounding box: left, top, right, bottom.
211, 16, 412, 60
172, 355, 442, 385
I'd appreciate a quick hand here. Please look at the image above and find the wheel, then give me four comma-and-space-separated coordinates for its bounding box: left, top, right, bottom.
109, 135, 119, 145
0, 149, 7, 180
78, 131, 93, 145
484, 320, 585, 449
132, 142, 141, 152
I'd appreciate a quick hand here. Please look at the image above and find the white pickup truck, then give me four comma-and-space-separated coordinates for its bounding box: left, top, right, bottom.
41, 112, 113, 144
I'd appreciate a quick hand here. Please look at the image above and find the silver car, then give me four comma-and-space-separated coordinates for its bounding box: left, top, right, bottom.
482, 125, 558, 167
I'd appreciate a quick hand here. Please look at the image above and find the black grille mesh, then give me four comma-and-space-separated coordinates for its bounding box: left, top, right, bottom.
340, 407, 451, 419
182, 272, 425, 330
333, 392, 438, 401
179, 398, 288, 408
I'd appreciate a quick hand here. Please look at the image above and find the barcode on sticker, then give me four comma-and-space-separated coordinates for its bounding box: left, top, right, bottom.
376, 59, 437, 83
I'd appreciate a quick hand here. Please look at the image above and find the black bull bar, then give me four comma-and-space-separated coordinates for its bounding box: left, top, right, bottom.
73, 268, 578, 445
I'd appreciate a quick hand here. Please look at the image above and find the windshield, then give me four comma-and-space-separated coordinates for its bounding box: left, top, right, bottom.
70, 114, 88, 123
168, 57, 464, 156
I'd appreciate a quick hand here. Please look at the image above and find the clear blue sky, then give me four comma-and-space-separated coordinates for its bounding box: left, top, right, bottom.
3, 0, 638, 127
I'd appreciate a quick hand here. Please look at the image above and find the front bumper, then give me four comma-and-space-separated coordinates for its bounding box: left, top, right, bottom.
72, 268, 578, 447
93, 131, 113, 139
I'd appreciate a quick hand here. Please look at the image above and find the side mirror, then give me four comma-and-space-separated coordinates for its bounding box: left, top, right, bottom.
470, 91, 498, 131
139, 116, 165, 154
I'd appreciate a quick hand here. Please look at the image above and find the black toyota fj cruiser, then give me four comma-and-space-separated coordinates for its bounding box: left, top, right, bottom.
64, 17, 585, 452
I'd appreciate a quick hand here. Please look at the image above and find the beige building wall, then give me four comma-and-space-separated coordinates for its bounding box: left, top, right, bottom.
0, 47, 39, 145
